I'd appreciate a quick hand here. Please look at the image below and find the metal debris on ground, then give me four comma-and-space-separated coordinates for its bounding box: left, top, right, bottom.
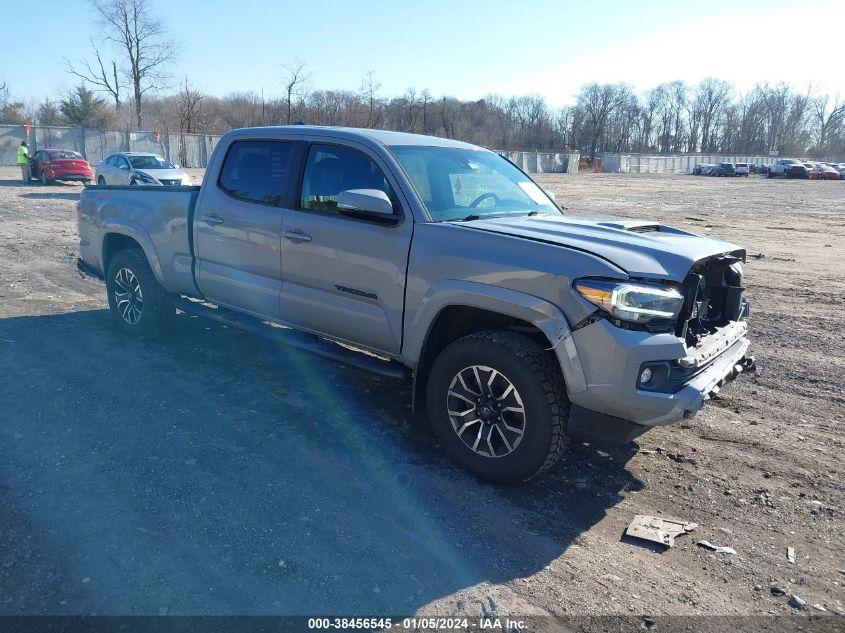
625, 515, 697, 548
788, 595, 806, 610
786, 547, 795, 563
696, 540, 737, 555
812, 604, 827, 612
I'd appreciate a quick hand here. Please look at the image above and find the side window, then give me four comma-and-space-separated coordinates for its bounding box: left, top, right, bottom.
119, 157, 130, 170
33, 151, 44, 161
218, 141, 292, 206
300, 144, 394, 215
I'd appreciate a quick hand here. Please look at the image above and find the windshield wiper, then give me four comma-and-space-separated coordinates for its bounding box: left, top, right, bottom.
448, 214, 482, 222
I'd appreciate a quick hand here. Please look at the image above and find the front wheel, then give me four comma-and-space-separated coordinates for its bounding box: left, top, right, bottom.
40, 170, 49, 186
106, 249, 174, 337
97, 176, 106, 186
426, 330, 570, 483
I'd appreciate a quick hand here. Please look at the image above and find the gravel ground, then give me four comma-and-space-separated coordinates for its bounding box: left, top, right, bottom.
0, 167, 842, 624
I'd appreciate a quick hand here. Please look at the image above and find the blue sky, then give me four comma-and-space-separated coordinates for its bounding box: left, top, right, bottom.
4, 0, 845, 106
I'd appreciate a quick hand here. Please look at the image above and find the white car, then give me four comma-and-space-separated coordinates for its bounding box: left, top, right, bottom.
734, 162, 750, 176
835, 164, 845, 179
95, 152, 192, 187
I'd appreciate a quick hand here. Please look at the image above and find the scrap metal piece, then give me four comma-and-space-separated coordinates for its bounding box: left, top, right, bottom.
625, 515, 698, 548
697, 539, 737, 555
787, 547, 796, 563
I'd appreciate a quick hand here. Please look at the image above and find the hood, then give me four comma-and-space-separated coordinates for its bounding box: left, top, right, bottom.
458, 215, 744, 281
135, 167, 187, 181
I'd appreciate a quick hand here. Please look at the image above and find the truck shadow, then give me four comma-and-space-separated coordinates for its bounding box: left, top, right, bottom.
0, 309, 642, 615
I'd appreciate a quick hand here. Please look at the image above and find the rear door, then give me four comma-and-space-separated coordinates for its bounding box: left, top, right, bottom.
193, 139, 295, 320
279, 140, 413, 354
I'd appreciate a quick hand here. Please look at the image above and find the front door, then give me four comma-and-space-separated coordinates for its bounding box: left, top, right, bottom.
279, 141, 413, 355
193, 139, 294, 320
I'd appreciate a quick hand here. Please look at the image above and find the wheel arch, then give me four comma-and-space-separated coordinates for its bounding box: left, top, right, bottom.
406, 281, 587, 410
101, 220, 167, 287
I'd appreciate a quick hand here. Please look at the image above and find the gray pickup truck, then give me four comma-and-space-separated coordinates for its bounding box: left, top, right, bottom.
77, 126, 754, 483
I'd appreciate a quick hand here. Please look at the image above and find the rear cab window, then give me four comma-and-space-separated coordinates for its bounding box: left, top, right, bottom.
218, 140, 293, 206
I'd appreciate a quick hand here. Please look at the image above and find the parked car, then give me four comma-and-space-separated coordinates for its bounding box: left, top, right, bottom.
77, 126, 754, 484
768, 159, 809, 178
712, 163, 736, 176
750, 164, 768, 175
29, 149, 93, 185
734, 162, 750, 176
835, 164, 845, 179
701, 164, 716, 175
95, 152, 192, 186
808, 163, 840, 180
692, 164, 706, 175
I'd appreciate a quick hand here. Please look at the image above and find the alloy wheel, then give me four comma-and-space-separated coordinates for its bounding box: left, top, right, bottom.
446, 365, 526, 458
113, 267, 143, 325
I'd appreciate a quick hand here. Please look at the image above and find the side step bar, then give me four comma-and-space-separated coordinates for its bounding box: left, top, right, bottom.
173, 297, 410, 381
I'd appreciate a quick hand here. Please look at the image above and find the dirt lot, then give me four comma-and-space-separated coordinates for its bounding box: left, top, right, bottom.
0, 167, 842, 625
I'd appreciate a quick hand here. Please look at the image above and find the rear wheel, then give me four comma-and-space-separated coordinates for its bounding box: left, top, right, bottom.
426, 330, 570, 483
106, 249, 173, 337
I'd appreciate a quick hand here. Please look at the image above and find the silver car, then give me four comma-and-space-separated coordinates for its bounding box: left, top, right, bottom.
95, 152, 192, 186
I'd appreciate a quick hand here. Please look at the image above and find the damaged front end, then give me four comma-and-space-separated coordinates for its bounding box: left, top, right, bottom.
566, 250, 756, 445
673, 252, 756, 398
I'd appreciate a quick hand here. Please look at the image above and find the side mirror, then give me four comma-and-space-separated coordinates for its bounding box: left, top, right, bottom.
337, 189, 397, 223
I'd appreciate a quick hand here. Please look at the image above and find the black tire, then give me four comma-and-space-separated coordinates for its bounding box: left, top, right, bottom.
106, 249, 173, 337
129, 178, 137, 185
426, 330, 570, 484
40, 170, 49, 186
97, 176, 106, 186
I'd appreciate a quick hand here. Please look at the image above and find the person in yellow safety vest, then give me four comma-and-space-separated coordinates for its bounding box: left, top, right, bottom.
17, 141, 31, 184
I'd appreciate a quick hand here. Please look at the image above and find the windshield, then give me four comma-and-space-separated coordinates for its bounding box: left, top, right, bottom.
48, 150, 83, 160
128, 155, 175, 170
388, 145, 560, 222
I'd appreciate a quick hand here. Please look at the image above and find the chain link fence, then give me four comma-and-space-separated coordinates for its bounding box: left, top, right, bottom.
0, 124, 221, 168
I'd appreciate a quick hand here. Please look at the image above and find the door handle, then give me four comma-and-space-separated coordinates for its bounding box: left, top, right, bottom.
283, 229, 312, 243
202, 214, 224, 225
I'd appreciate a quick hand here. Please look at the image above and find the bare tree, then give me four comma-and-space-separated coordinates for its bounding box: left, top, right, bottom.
281, 59, 310, 124
694, 78, 733, 152
576, 82, 628, 160
90, 0, 178, 128
812, 94, 845, 151
64, 40, 123, 109
361, 71, 382, 128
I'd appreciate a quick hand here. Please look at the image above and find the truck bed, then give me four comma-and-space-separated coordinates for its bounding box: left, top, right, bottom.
78, 185, 202, 296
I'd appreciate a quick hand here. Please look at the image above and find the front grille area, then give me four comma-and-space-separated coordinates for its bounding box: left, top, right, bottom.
676, 254, 746, 347
160, 179, 182, 186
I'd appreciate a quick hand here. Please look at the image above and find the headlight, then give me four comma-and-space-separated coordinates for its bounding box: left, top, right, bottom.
574, 279, 684, 325
136, 171, 156, 183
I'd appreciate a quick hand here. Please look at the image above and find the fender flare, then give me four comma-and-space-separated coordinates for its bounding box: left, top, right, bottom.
101, 218, 168, 287
404, 280, 587, 398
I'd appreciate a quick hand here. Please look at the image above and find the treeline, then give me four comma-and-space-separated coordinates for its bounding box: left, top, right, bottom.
4, 76, 844, 159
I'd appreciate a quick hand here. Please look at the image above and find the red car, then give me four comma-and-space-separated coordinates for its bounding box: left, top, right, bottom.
808, 163, 841, 180
30, 149, 93, 185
